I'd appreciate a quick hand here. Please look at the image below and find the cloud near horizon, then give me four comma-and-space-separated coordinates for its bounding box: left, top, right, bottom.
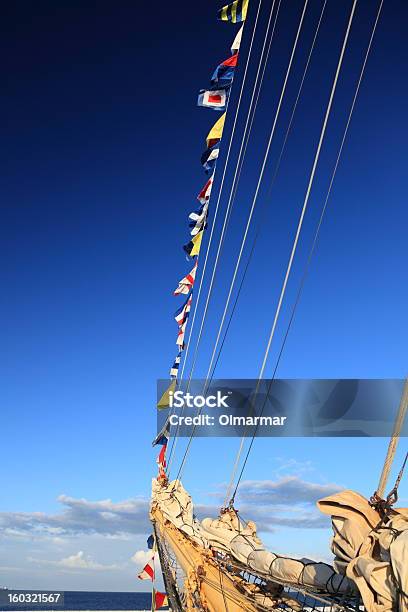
0, 476, 341, 543
28, 551, 122, 572
0, 495, 151, 540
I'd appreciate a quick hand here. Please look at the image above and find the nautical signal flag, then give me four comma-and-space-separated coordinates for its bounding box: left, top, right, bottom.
174, 295, 192, 327
147, 534, 155, 550
189, 202, 208, 236
137, 558, 155, 581
198, 88, 228, 111
183, 231, 203, 258
231, 25, 243, 54
174, 261, 197, 295
152, 417, 170, 446
157, 443, 167, 468
157, 379, 176, 410
211, 55, 238, 88
201, 143, 219, 175
206, 113, 225, 148
176, 320, 187, 346
218, 0, 248, 23
153, 590, 169, 610
169, 351, 182, 377
197, 176, 214, 204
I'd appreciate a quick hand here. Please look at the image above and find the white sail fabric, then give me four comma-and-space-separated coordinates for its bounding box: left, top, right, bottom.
317, 489, 408, 611
151, 479, 354, 595
151, 478, 205, 546
200, 511, 353, 595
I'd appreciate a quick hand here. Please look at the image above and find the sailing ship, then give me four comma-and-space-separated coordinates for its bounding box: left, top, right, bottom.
141, 0, 408, 610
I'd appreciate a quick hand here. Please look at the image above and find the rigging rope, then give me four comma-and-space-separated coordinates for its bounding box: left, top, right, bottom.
228, 0, 385, 505
209, 0, 328, 390
377, 377, 408, 498
167, 0, 264, 472
206, 0, 327, 386
168, 0, 278, 473
174, 0, 311, 483
184, 0, 280, 390
177, 0, 264, 387
196, 0, 309, 388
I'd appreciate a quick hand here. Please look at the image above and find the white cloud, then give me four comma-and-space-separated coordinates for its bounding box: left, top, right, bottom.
28, 551, 121, 572
0, 495, 150, 540
237, 476, 342, 504
130, 550, 156, 566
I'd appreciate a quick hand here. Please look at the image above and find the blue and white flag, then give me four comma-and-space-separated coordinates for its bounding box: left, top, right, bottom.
170, 351, 182, 377
152, 418, 170, 447
174, 296, 192, 327
201, 142, 220, 175
189, 202, 208, 236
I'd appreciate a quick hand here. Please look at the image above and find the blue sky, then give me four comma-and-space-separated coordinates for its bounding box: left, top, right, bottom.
1, 0, 407, 592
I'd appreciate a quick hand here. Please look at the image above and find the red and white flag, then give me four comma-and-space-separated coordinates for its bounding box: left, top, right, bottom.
154, 591, 169, 609
137, 558, 155, 581
174, 261, 197, 295
198, 88, 227, 110
197, 175, 214, 204
176, 320, 187, 346
175, 295, 192, 326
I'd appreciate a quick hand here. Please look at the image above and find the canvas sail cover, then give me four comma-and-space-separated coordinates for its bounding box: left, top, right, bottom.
151, 479, 355, 595
317, 489, 408, 611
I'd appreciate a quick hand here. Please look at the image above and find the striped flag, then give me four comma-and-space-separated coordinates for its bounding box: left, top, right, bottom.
176, 320, 188, 346
231, 25, 243, 54
218, 0, 248, 23
206, 113, 225, 148
170, 351, 182, 377
201, 142, 219, 175
174, 261, 197, 295
174, 295, 192, 326
137, 558, 155, 581
183, 231, 203, 258
189, 202, 208, 236
198, 88, 228, 111
211, 55, 238, 88
197, 176, 214, 204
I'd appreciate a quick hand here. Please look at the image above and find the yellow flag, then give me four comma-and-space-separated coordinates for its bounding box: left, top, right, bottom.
190, 231, 203, 257
218, 0, 248, 23
206, 113, 225, 148
157, 379, 176, 410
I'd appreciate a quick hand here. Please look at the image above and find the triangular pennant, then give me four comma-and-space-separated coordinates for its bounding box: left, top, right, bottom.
157, 379, 176, 410
206, 113, 225, 148
183, 231, 203, 258
231, 25, 243, 54
174, 261, 198, 295
152, 417, 171, 447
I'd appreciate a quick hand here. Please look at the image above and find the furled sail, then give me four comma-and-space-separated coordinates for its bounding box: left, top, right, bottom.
151, 478, 356, 596
318, 490, 408, 611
